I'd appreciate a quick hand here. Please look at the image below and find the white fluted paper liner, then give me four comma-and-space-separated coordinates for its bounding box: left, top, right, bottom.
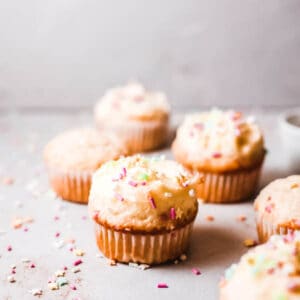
96, 119, 169, 153
95, 222, 194, 264
196, 165, 262, 203
256, 212, 297, 243
47, 167, 93, 204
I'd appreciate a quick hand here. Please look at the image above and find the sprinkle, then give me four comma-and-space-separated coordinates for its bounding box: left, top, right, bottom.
29, 289, 43, 296
55, 270, 66, 277
54, 216, 60, 221
55, 232, 60, 238
121, 167, 127, 178
205, 215, 215, 222
7, 275, 16, 283
192, 268, 201, 275
180, 254, 187, 261
157, 283, 168, 288
71, 267, 81, 273
194, 122, 204, 130
128, 262, 150, 270
11, 269, 16, 274
56, 277, 68, 287
30, 263, 36, 268
138, 173, 149, 181
92, 211, 99, 221
265, 204, 273, 213
2, 177, 14, 185
74, 249, 85, 257
170, 208, 176, 220
244, 239, 257, 247
188, 189, 195, 197
237, 215, 247, 222
164, 192, 172, 198
128, 180, 138, 187
115, 193, 124, 202
212, 152, 222, 159
48, 282, 59, 290
73, 259, 82, 266
149, 196, 156, 209
109, 259, 117, 266
291, 183, 299, 189
63, 266, 68, 271
21, 258, 31, 263
81, 215, 87, 220
70, 284, 77, 290
7, 245, 12, 251
53, 239, 65, 249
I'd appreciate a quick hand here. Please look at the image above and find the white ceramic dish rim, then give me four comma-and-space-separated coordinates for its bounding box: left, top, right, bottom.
279, 107, 300, 134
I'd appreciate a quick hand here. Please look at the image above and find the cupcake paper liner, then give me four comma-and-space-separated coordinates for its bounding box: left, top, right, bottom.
196, 164, 262, 203
95, 222, 194, 265
96, 120, 169, 153
255, 213, 296, 243
47, 168, 92, 204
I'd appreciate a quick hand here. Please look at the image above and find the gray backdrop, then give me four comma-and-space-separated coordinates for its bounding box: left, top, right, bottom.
0, 0, 300, 110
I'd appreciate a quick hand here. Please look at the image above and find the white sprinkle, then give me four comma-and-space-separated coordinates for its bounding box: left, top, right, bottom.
53, 239, 65, 249
128, 263, 150, 270
188, 189, 195, 197
21, 258, 31, 263
164, 192, 172, 198
48, 282, 59, 290
29, 288, 43, 296
54, 270, 65, 277
7, 275, 16, 283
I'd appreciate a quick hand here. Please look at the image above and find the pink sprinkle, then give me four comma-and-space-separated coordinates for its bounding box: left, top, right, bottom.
149, 196, 156, 209
30, 263, 36, 268
115, 193, 124, 202
265, 205, 273, 213
194, 123, 204, 130
182, 182, 189, 187
192, 268, 201, 275
70, 284, 77, 290
140, 181, 147, 186
82, 216, 87, 220
7, 245, 12, 251
73, 259, 82, 266
23, 227, 29, 232
157, 283, 168, 288
55, 232, 60, 238
121, 167, 127, 178
170, 208, 176, 220
63, 266, 68, 271
92, 211, 99, 221
54, 216, 60, 221
128, 181, 138, 187
212, 152, 222, 159
11, 269, 16, 274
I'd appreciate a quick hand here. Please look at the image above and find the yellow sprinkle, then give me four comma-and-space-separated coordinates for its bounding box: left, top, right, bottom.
74, 248, 85, 257
54, 270, 65, 277
244, 239, 257, 247
48, 282, 59, 290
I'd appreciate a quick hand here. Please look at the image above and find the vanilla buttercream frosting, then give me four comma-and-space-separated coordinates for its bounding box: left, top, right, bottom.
220, 233, 300, 300
94, 82, 170, 122
254, 176, 300, 229
172, 109, 265, 172
44, 128, 127, 172
88, 155, 199, 233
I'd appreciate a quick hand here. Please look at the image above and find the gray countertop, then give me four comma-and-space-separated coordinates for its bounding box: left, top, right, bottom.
0, 110, 292, 300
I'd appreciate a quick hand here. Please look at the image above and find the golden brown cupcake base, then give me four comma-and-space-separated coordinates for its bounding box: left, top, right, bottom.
47, 168, 91, 204
196, 164, 263, 203
95, 222, 194, 264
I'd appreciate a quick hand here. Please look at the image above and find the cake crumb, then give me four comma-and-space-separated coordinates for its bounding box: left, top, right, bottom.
179, 254, 187, 261
237, 215, 247, 222
205, 215, 215, 222
244, 239, 257, 247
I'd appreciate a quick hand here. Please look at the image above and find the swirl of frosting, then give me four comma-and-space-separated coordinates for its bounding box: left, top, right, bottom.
254, 176, 300, 229
88, 155, 199, 233
94, 82, 170, 122
44, 128, 127, 172
172, 109, 265, 172
220, 233, 300, 300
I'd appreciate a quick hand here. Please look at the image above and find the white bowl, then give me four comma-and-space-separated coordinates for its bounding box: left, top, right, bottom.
279, 108, 300, 173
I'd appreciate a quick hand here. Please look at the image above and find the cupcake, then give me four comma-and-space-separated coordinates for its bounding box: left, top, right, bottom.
94, 82, 170, 153
220, 233, 300, 300
254, 175, 300, 243
44, 128, 127, 204
172, 109, 265, 203
88, 155, 199, 264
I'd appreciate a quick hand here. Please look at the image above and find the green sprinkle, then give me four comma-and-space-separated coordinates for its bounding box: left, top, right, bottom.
138, 173, 149, 181
56, 277, 68, 287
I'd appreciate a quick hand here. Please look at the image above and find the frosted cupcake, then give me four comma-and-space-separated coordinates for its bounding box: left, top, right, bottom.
172, 109, 265, 203
220, 233, 300, 300
254, 175, 300, 243
44, 128, 127, 204
94, 82, 170, 153
88, 155, 199, 264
